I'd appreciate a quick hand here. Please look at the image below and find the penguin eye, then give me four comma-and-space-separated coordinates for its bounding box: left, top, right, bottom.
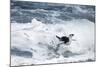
72, 34, 74, 36
70, 34, 74, 36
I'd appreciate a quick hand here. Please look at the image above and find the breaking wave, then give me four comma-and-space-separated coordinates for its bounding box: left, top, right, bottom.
11, 1, 95, 66
11, 18, 95, 66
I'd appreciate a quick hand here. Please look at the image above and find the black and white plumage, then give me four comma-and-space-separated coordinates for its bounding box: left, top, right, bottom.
56, 34, 74, 45
55, 34, 75, 54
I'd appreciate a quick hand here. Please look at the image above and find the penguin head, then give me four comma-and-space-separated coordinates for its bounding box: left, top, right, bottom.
69, 34, 74, 37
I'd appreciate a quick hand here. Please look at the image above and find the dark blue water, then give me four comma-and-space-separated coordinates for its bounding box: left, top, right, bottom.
11, 47, 33, 58
11, 0, 95, 23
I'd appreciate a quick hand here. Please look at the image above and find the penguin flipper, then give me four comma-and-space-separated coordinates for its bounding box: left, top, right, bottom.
56, 35, 61, 40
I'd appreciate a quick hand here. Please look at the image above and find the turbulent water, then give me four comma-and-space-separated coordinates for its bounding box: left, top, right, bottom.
11, 0, 95, 66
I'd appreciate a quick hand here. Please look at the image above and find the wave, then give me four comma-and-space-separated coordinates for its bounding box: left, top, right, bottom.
11, 18, 95, 66
11, 1, 95, 23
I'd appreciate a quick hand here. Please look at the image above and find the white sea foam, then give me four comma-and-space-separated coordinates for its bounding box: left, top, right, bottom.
11, 18, 95, 66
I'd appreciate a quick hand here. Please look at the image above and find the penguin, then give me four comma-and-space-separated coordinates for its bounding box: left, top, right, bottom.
54, 34, 75, 57
56, 34, 74, 45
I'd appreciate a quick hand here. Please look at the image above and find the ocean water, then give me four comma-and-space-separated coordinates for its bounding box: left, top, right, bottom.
11, 0, 95, 66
